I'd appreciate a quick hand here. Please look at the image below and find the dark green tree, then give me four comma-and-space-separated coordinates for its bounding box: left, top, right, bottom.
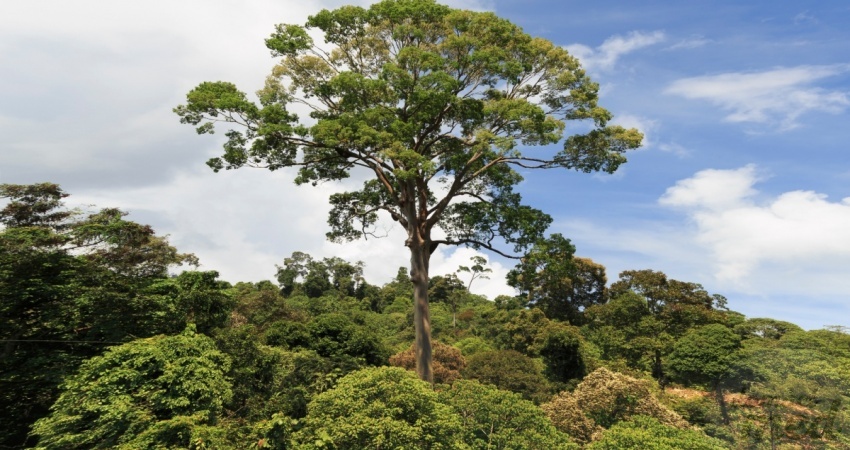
0, 184, 197, 447
592, 269, 727, 382
276, 252, 365, 298
538, 322, 588, 384
667, 324, 743, 424
508, 234, 607, 325
175, 0, 642, 382
463, 349, 552, 403
306, 313, 389, 365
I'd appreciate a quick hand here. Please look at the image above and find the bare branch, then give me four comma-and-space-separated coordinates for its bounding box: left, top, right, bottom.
431, 238, 523, 259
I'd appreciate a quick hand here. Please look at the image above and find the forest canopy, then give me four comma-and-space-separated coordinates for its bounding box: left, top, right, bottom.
3, 182, 849, 449
2, 2, 847, 450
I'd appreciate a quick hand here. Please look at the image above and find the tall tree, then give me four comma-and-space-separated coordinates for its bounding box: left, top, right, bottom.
175, 0, 642, 382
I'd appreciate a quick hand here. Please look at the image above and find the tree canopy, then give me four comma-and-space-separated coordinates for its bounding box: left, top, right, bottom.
175, 0, 641, 382
5, 183, 850, 449
29, 329, 233, 449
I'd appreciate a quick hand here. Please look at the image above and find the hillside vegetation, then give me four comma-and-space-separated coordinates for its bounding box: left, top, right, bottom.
2, 183, 849, 449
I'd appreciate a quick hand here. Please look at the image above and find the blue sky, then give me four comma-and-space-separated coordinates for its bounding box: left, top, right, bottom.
2, 0, 849, 329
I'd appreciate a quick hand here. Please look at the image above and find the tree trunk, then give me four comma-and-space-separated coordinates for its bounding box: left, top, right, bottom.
409, 238, 433, 385
715, 382, 730, 425
766, 400, 777, 450
652, 349, 666, 389
2, 330, 21, 360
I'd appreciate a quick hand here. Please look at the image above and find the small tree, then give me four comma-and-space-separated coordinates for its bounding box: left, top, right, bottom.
463, 349, 551, 403
176, 0, 642, 382
456, 255, 492, 291
586, 416, 727, 450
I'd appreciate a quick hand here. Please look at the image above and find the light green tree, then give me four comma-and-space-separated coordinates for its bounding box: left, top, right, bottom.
543, 367, 686, 444
439, 380, 578, 449
175, 0, 641, 382
293, 366, 466, 449
586, 416, 727, 450
30, 329, 233, 449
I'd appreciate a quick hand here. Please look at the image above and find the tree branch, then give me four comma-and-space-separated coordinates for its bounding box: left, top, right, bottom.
431, 238, 523, 259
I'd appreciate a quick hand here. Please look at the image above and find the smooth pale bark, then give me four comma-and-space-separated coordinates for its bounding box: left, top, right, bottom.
410, 241, 433, 384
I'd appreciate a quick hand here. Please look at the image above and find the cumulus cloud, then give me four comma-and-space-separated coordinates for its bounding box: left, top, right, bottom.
660, 165, 850, 286
0, 0, 497, 189
566, 31, 665, 72
665, 65, 850, 129
69, 166, 515, 297
0, 0, 522, 298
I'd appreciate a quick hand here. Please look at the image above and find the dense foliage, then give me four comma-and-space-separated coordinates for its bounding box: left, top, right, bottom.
5, 183, 849, 449
175, 0, 642, 383
30, 329, 232, 449
5, 3, 850, 449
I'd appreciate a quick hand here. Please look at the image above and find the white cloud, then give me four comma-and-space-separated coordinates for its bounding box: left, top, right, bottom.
660, 165, 850, 287
665, 65, 850, 129
69, 166, 515, 298
657, 142, 691, 157
0, 0, 520, 299
0, 0, 497, 186
428, 247, 514, 299
666, 36, 712, 50
660, 165, 762, 212
551, 168, 850, 329
567, 31, 665, 72
793, 11, 818, 25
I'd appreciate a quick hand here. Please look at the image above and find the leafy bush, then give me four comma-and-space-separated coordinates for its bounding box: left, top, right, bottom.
543, 367, 686, 444
440, 380, 578, 449
586, 416, 727, 450
293, 367, 465, 449
30, 329, 232, 449
390, 341, 467, 384
463, 349, 552, 403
